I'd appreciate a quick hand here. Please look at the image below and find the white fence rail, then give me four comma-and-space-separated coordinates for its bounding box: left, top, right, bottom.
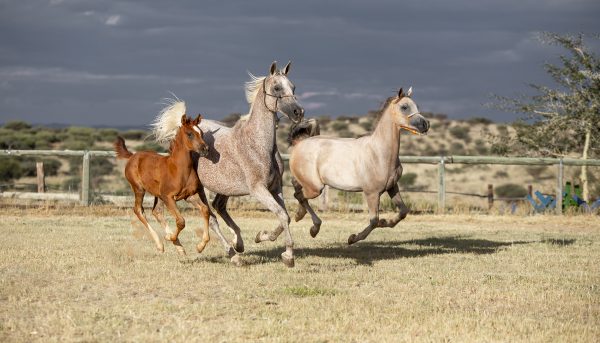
2, 149, 600, 214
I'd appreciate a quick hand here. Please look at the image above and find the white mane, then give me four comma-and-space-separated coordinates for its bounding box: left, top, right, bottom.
245, 72, 266, 105
151, 98, 186, 144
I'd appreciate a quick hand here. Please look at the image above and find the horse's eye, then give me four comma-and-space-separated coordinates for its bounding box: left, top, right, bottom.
187, 132, 194, 139
401, 105, 408, 111
273, 85, 282, 92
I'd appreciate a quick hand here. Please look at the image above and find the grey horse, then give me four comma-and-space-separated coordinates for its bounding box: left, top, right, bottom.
289, 87, 429, 245
152, 61, 304, 267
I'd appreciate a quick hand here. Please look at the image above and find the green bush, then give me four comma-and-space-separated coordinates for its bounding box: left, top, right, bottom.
20, 159, 62, 177
399, 172, 417, 187
120, 130, 147, 140
449, 125, 471, 143
330, 121, 348, 132
97, 129, 120, 142
466, 117, 493, 125
495, 183, 528, 198
494, 170, 509, 178
0, 157, 23, 182
3, 121, 32, 131
450, 142, 466, 155
359, 120, 373, 132
135, 142, 167, 153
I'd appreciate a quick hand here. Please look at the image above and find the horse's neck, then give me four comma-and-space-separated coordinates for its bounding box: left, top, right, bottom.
368, 110, 400, 164
239, 87, 277, 149
169, 138, 194, 171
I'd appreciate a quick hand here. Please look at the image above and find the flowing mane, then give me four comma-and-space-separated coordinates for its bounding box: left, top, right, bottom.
151, 99, 187, 144
371, 96, 397, 129
244, 73, 266, 105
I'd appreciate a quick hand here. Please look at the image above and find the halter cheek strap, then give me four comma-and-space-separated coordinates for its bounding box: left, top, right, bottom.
262, 77, 296, 113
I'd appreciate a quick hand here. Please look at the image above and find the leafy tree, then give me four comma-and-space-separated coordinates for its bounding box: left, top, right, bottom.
493, 33, 599, 201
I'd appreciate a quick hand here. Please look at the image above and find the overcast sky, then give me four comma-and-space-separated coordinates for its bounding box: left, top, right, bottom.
1, 0, 598, 127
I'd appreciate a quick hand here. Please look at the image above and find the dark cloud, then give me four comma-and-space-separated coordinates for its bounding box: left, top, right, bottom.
1, 0, 599, 126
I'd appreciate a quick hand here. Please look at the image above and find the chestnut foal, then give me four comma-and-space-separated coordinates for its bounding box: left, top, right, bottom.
114, 114, 211, 255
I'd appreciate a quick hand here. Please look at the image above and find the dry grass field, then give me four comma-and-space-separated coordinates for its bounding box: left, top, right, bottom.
0, 205, 599, 342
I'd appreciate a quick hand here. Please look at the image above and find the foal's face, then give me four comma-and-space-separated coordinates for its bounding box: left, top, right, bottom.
180, 115, 209, 157
264, 61, 304, 123
392, 88, 430, 135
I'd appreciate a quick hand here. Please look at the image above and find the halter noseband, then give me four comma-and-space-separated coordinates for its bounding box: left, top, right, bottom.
407, 111, 420, 118
262, 77, 296, 114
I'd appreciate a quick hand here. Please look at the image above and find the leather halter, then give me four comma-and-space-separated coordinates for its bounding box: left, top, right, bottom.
262, 77, 296, 114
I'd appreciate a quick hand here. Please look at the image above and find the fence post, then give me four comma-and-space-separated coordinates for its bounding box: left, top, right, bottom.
438, 157, 445, 213
36, 162, 45, 193
81, 151, 90, 206
487, 184, 493, 209
556, 158, 563, 215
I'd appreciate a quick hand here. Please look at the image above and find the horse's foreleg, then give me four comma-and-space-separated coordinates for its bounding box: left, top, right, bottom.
212, 194, 244, 253
162, 197, 186, 256
292, 179, 322, 238
185, 190, 211, 254
348, 192, 381, 245
378, 184, 409, 228
133, 190, 164, 252
252, 186, 294, 267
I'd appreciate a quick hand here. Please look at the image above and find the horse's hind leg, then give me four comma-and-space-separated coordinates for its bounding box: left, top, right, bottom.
348, 192, 381, 245
162, 197, 187, 256
292, 178, 322, 238
186, 190, 211, 254
378, 184, 409, 228
132, 190, 164, 252
212, 194, 244, 253
151, 198, 186, 255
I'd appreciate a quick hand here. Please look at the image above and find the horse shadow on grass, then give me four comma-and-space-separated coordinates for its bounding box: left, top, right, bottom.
187, 236, 576, 267
237, 236, 537, 266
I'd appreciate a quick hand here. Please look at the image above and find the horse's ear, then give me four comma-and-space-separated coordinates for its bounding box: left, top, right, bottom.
398, 88, 405, 98
193, 114, 202, 125
181, 114, 189, 126
269, 61, 277, 75
283, 61, 291, 75
407, 87, 413, 97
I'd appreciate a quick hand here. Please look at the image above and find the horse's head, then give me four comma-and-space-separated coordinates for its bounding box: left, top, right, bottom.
391, 87, 430, 135
178, 114, 209, 157
262, 61, 304, 123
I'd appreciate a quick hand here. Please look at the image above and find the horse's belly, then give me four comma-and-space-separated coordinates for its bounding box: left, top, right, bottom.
320, 163, 363, 192
197, 158, 249, 196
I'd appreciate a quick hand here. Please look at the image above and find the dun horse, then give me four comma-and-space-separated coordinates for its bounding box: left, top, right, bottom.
290, 87, 430, 245
114, 114, 211, 255
151, 61, 304, 267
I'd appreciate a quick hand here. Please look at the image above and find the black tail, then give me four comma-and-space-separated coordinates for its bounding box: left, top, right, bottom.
288, 118, 320, 146
113, 136, 133, 159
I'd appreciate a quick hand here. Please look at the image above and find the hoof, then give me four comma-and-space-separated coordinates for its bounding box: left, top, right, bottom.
233, 241, 245, 253
176, 247, 187, 256
255, 230, 268, 243
231, 254, 243, 267
164, 234, 176, 242
348, 234, 357, 245
281, 252, 295, 268
157, 245, 165, 253
196, 242, 207, 254
309, 225, 319, 238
